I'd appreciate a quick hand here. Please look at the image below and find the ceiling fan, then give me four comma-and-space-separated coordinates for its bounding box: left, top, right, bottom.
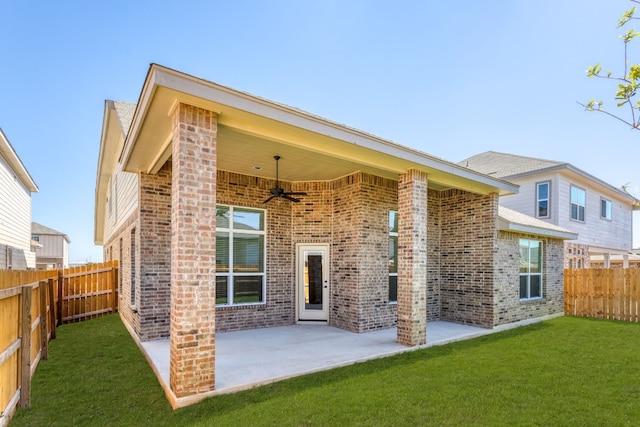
264, 156, 307, 203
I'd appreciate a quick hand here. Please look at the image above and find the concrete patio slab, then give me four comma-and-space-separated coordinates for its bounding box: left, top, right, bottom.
134, 314, 561, 407
141, 321, 487, 396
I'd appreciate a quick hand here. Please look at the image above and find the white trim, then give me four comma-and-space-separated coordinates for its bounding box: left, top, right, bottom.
535, 180, 550, 219
519, 238, 543, 301
0, 128, 38, 192
122, 64, 519, 195
215, 205, 267, 307
296, 243, 330, 322
570, 184, 586, 222
600, 197, 612, 221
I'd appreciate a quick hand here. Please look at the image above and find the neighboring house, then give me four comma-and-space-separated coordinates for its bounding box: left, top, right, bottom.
94, 64, 577, 406
31, 222, 70, 269
0, 128, 39, 270
460, 151, 640, 268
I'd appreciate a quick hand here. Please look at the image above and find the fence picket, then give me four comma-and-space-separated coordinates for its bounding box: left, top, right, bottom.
565, 268, 640, 323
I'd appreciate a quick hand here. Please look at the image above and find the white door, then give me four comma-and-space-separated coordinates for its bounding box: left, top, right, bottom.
296, 244, 329, 321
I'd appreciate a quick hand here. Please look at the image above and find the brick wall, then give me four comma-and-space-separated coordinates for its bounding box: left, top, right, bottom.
331, 173, 398, 332
426, 189, 441, 321
494, 231, 565, 326
103, 158, 564, 341
331, 174, 362, 331
358, 175, 398, 331
439, 189, 497, 328
138, 161, 172, 340
103, 210, 139, 335
215, 171, 295, 332
102, 161, 174, 342
216, 171, 399, 333
564, 242, 590, 268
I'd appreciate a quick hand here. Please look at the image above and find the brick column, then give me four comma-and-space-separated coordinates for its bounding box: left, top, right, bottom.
170, 103, 217, 397
397, 169, 428, 346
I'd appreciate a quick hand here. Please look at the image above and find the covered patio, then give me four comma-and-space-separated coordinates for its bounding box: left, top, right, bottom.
96, 65, 558, 408
132, 317, 556, 408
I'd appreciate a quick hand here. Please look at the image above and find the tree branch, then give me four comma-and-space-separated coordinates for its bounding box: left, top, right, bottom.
577, 101, 640, 129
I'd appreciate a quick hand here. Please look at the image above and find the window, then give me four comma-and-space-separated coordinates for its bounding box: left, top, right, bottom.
519, 239, 542, 300
130, 228, 136, 307
536, 182, 550, 218
570, 185, 586, 222
216, 205, 266, 306
601, 198, 612, 220
119, 238, 123, 294
388, 211, 398, 303
32, 235, 40, 242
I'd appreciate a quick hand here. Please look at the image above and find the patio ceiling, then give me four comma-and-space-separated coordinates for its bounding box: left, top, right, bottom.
121, 64, 519, 196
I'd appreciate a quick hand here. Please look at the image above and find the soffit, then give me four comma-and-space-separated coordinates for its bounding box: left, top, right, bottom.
122, 65, 518, 196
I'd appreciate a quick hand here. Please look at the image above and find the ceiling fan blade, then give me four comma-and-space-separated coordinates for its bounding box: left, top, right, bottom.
265, 156, 305, 203
282, 194, 301, 203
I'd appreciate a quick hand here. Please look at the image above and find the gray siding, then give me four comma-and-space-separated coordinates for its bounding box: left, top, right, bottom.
104, 165, 138, 241
0, 153, 35, 269
502, 170, 633, 252
555, 173, 632, 251
34, 235, 70, 268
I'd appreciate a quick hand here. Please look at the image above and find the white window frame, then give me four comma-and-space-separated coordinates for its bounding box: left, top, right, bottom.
216, 204, 267, 307
388, 211, 398, 304
536, 181, 550, 218
130, 227, 137, 308
600, 198, 612, 220
570, 185, 586, 222
519, 239, 543, 301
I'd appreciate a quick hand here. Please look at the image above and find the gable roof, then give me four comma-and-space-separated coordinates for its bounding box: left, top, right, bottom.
95, 64, 524, 244
94, 100, 137, 244
497, 206, 577, 240
113, 101, 136, 138
121, 64, 519, 195
460, 151, 639, 207
0, 128, 38, 192
32, 222, 71, 243
459, 151, 564, 179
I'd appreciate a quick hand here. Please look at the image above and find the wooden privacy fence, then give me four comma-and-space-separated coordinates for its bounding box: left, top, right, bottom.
0, 260, 118, 426
565, 268, 640, 322
59, 262, 119, 324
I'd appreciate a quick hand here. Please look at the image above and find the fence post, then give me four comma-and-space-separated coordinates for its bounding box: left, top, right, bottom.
57, 270, 63, 326
20, 285, 32, 408
39, 281, 48, 360
112, 262, 118, 314
48, 278, 57, 340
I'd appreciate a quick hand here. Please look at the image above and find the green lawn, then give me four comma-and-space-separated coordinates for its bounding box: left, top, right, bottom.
10, 315, 640, 427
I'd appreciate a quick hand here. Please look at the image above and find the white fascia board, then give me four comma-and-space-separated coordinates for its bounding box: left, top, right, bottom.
126, 64, 519, 195
498, 221, 578, 240
0, 128, 39, 192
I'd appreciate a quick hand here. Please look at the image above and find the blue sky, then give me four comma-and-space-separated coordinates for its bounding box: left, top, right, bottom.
1, 0, 639, 262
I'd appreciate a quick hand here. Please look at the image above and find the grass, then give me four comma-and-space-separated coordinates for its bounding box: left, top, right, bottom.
10, 315, 640, 427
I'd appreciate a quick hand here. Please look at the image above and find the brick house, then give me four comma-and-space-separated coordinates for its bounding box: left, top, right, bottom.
94, 64, 577, 406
